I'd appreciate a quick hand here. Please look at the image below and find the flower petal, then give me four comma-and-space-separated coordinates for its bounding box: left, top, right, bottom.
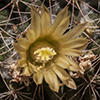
52, 65, 76, 90
18, 59, 27, 67
63, 78, 77, 90
74, 43, 88, 50
66, 56, 80, 72
41, 5, 51, 36
55, 55, 70, 69
28, 61, 37, 72
33, 71, 43, 85
51, 7, 68, 33
60, 48, 83, 57
17, 38, 30, 50
51, 16, 69, 40
44, 69, 60, 92
61, 38, 89, 49
41, 4, 50, 17
61, 23, 87, 41
52, 65, 69, 80
22, 66, 32, 76
20, 52, 27, 60
14, 43, 26, 53
26, 29, 36, 43
31, 6, 41, 38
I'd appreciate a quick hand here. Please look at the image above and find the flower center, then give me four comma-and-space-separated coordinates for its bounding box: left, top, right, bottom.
34, 47, 56, 63
27, 41, 57, 71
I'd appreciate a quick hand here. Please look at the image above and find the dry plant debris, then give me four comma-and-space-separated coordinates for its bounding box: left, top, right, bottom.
0, 0, 100, 100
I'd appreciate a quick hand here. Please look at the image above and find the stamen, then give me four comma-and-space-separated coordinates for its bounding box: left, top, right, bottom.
34, 47, 56, 62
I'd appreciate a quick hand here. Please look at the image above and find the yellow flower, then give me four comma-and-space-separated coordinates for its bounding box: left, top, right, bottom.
14, 4, 88, 92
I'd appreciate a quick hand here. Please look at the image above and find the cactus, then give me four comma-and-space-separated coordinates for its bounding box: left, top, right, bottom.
0, 0, 100, 100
